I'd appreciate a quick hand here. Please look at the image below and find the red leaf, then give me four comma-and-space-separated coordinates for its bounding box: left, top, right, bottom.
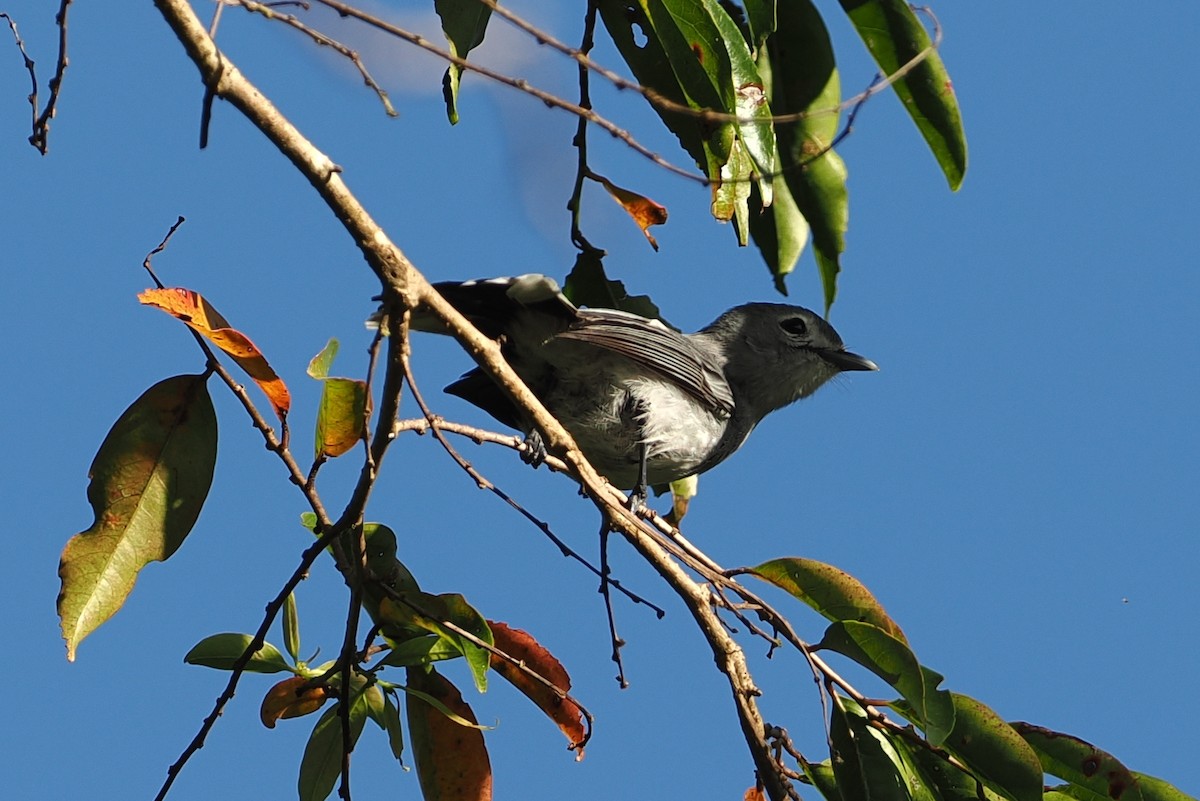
488, 621, 586, 757
407, 668, 493, 801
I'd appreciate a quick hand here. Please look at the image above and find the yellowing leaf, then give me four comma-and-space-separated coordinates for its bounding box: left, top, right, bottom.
138, 287, 291, 422
307, 339, 369, 459
58, 374, 217, 661
595, 174, 668, 250
260, 676, 332, 729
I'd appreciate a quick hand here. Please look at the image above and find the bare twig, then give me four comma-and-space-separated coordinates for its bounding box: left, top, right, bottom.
390, 415, 666, 614
35, 0, 71, 153
142, 216, 188, 289
597, 523, 629, 688
567, 0, 602, 254
1, 14, 38, 137
223, 0, 397, 117
3, 1, 72, 154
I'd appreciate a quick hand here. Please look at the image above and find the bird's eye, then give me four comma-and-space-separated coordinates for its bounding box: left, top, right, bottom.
779, 317, 808, 336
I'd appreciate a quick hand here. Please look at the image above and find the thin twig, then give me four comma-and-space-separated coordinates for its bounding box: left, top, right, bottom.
224, 0, 397, 117
567, 0, 602, 254
597, 523, 629, 688
390, 416, 667, 615
3, 1, 72, 154
36, 0, 71, 153
1, 13, 38, 138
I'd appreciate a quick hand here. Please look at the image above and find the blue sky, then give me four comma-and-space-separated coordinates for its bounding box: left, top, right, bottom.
4, 2, 1197, 799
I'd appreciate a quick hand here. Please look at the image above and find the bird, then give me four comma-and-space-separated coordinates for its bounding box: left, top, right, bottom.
394, 274, 877, 498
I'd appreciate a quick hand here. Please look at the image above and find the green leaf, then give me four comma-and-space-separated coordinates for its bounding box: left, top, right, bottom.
889, 737, 944, 801
799, 757, 842, 801
361, 522, 422, 623
437, 593, 493, 693
901, 737, 1009, 801
818, 621, 954, 745
942, 693, 1043, 801
58, 374, 217, 661
714, 138, 753, 238
638, 0, 736, 159
741, 0, 777, 54
837, 0, 967, 189
765, 0, 848, 312
597, 0, 710, 172
283, 592, 301, 664
563, 252, 667, 323
435, 0, 493, 124
828, 696, 909, 801
703, 0, 776, 186
749, 557, 907, 643
376, 591, 492, 692
403, 667, 494, 732
315, 378, 368, 459
366, 688, 406, 764
297, 691, 369, 801
1130, 773, 1198, 801
749, 154, 809, 294
184, 632, 293, 673
380, 634, 463, 668
306, 337, 338, 380
1013, 722, 1143, 801
597, 0, 741, 209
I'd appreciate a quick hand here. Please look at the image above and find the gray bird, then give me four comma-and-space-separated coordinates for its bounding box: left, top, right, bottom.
402, 274, 877, 495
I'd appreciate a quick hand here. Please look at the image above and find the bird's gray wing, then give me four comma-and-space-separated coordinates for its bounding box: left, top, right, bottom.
556, 310, 735, 417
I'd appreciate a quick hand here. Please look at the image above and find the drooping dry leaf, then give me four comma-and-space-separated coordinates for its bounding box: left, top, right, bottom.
595, 174, 668, 250
138, 287, 291, 422
488, 621, 586, 758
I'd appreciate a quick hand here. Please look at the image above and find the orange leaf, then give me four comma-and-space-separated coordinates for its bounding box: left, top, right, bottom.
260, 676, 331, 729
138, 287, 291, 422
407, 667, 493, 801
488, 621, 586, 758
744, 784, 767, 801
595, 174, 668, 251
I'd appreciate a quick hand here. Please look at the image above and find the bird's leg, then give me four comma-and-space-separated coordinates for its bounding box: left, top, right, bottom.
520, 428, 548, 468
628, 441, 650, 514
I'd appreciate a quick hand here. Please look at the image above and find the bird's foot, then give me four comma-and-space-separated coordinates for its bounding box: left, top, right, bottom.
520, 429, 548, 468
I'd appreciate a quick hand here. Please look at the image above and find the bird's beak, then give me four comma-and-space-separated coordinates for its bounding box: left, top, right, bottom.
822, 349, 878, 372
